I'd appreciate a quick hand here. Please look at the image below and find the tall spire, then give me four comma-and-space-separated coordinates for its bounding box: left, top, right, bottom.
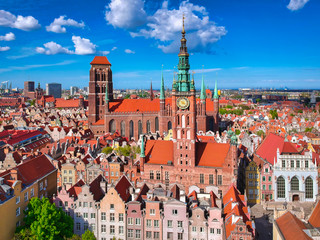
150, 79, 154, 101
200, 72, 206, 100
214, 79, 219, 99
140, 135, 145, 158
182, 13, 185, 37
160, 65, 165, 100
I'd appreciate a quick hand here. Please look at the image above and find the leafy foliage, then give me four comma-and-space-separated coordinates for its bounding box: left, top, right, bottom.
305, 127, 313, 132
102, 147, 113, 155
269, 109, 278, 119
82, 230, 96, 240
256, 130, 266, 138
18, 197, 73, 240
235, 129, 241, 135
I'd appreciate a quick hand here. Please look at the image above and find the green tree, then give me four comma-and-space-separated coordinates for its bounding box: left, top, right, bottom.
219, 108, 227, 115
235, 129, 241, 135
22, 197, 73, 240
305, 127, 313, 132
82, 230, 96, 240
13, 228, 34, 240
256, 130, 266, 138
256, 98, 261, 103
102, 147, 113, 155
269, 109, 278, 119
226, 105, 233, 109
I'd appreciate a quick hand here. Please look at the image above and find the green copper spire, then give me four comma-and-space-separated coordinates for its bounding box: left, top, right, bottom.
200, 73, 206, 100
160, 67, 165, 100
140, 135, 145, 158
105, 83, 109, 102
214, 79, 219, 99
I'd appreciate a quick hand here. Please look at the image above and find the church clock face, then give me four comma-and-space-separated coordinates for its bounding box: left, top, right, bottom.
177, 97, 190, 109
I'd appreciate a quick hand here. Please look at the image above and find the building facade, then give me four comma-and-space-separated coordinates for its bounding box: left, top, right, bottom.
46, 83, 62, 98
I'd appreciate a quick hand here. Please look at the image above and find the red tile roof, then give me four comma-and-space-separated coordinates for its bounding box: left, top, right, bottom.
115, 175, 133, 202
67, 179, 85, 198
90, 56, 111, 65
276, 211, 312, 240
256, 133, 284, 165
55, 98, 80, 108
309, 200, 320, 228
196, 142, 230, 167
281, 141, 299, 154
89, 175, 105, 201
145, 140, 173, 165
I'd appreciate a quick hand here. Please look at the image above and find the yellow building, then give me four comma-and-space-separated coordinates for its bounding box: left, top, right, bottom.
245, 161, 261, 204
0, 154, 57, 240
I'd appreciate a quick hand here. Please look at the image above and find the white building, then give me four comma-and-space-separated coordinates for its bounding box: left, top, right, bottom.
273, 142, 318, 202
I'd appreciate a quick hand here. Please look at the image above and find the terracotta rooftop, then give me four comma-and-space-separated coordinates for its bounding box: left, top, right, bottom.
276, 211, 312, 240
145, 140, 173, 165
256, 133, 284, 165
115, 175, 133, 202
90, 56, 111, 65
196, 142, 230, 167
309, 200, 320, 228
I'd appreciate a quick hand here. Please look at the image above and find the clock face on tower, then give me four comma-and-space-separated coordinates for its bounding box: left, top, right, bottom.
177, 97, 190, 110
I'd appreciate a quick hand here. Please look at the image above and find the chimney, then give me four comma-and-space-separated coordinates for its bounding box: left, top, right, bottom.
10, 169, 18, 180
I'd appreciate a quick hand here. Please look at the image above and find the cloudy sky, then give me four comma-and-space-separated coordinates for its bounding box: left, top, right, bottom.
0, 0, 319, 90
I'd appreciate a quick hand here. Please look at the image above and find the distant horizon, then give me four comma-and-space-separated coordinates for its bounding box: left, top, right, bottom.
1, 0, 320, 89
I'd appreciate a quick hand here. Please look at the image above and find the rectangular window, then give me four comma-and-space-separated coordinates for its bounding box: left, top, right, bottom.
178, 233, 183, 240
83, 202, 88, 207
83, 213, 88, 219
269, 185, 272, 190
64, 201, 68, 207
91, 213, 95, 219
291, 160, 294, 168
248, 173, 253, 179
40, 182, 43, 191
128, 229, 133, 238
268, 176, 272, 182
192, 226, 196, 232
218, 175, 222, 185
76, 212, 81, 218
177, 221, 183, 228
135, 218, 141, 225
200, 227, 204, 232
165, 171, 169, 180
154, 220, 159, 228
16, 196, 20, 204
76, 222, 81, 231
167, 220, 173, 228
154, 232, 160, 239
209, 174, 214, 184
262, 176, 266, 182
167, 232, 173, 239
119, 213, 124, 222
263, 185, 266, 190
69, 177, 72, 183
305, 160, 309, 168
150, 209, 155, 215
200, 174, 204, 184
210, 228, 214, 234
128, 217, 133, 225
101, 212, 106, 221
69, 170, 72, 174
135, 229, 141, 239
150, 170, 154, 179
146, 219, 152, 227
282, 160, 286, 168
296, 160, 300, 168
16, 207, 20, 216
24, 192, 28, 202
101, 224, 106, 233
110, 204, 114, 209
90, 223, 95, 231
110, 225, 115, 235
83, 222, 88, 231
156, 171, 160, 180
110, 213, 115, 222
172, 209, 178, 215
119, 226, 124, 235
217, 228, 221, 234
30, 188, 34, 197
64, 177, 67, 183
146, 231, 152, 239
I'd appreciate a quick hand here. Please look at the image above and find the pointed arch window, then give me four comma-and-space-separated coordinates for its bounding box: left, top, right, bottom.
155, 117, 159, 132
305, 177, 313, 199
109, 119, 116, 133
182, 115, 185, 128
291, 176, 299, 191
129, 121, 134, 139
120, 121, 125, 137
146, 120, 151, 133
277, 176, 285, 199
168, 121, 172, 130
138, 120, 142, 136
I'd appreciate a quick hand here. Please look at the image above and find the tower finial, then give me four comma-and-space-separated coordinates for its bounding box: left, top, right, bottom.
160, 65, 165, 100
201, 69, 206, 100
182, 13, 185, 35
214, 72, 219, 99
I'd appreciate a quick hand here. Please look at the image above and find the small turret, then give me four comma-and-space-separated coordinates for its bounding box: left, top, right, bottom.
160, 68, 165, 100
200, 74, 206, 100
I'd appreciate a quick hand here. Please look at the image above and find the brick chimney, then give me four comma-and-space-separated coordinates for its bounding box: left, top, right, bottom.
10, 169, 18, 180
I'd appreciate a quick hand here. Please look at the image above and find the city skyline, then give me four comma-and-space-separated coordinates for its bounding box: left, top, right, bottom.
1, 0, 320, 90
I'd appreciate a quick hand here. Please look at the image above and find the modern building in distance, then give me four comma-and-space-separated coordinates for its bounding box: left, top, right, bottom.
46, 83, 62, 98
70, 86, 79, 96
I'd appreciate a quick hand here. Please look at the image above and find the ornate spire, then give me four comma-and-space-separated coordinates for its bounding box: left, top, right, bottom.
150, 79, 154, 101
160, 65, 165, 100
179, 13, 188, 57
214, 79, 219, 99
200, 73, 206, 100
182, 13, 185, 37
140, 135, 145, 158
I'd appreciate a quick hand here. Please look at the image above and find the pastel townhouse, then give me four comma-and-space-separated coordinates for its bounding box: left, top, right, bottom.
207, 191, 224, 240
144, 191, 163, 240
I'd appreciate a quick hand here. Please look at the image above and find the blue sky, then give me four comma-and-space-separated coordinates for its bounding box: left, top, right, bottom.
0, 0, 320, 90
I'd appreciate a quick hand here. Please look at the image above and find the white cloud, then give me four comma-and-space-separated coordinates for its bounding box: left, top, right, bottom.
36, 41, 72, 55
36, 36, 96, 55
287, 0, 309, 11
46, 16, 85, 33
0, 10, 40, 31
125, 49, 135, 54
0, 32, 15, 41
105, 0, 147, 29
0, 46, 10, 51
72, 36, 96, 55
101, 50, 110, 55
111, 46, 117, 51
119, 1, 227, 54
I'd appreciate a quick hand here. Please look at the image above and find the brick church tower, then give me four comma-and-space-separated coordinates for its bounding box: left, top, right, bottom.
88, 56, 113, 124
172, 16, 197, 169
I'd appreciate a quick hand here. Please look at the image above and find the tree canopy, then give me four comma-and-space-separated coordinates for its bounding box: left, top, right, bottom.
82, 230, 96, 240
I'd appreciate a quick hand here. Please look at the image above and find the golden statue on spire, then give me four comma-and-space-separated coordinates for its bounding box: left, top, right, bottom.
182, 13, 185, 34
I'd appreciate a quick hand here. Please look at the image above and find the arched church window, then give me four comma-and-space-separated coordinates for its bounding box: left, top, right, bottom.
305, 177, 313, 199
187, 115, 189, 126
138, 120, 142, 136
168, 121, 172, 130
182, 115, 185, 128
291, 176, 299, 191
155, 117, 159, 132
177, 115, 180, 125
129, 121, 134, 139
120, 121, 125, 137
109, 119, 116, 133
277, 176, 285, 198
146, 120, 151, 133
